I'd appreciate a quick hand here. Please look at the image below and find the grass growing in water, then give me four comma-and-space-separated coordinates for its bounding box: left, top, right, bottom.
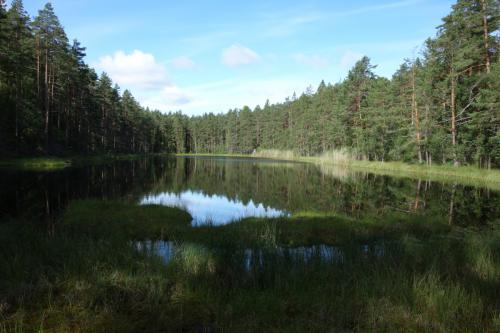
63, 199, 192, 239
0, 157, 71, 170
0, 153, 172, 171
0, 200, 499, 332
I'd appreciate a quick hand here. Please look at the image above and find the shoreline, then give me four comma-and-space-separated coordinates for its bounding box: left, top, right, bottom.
0, 153, 171, 171
176, 153, 500, 189
1, 152, 499, 189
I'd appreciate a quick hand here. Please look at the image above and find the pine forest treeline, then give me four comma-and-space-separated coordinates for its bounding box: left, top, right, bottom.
0, 1, 174, 155
0, 1, 499, 168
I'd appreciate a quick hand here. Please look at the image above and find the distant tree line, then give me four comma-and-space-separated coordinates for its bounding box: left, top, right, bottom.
171, 0, 500, 168
0, 1, 175, 155
1, 0, 499, 167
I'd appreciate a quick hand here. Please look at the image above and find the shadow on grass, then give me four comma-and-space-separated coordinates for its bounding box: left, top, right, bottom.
0, 200, 499, 332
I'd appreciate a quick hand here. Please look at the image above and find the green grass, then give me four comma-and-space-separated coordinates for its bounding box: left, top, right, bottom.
63, 199, 192, 239
0, 157, 71, 170
0, 153, 172, 171
311, 158, 500, 190
1, 200, 499, 332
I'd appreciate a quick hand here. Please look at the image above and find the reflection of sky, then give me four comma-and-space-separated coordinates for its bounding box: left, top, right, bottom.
140, 190, 287, 225
135, 241, 347, 267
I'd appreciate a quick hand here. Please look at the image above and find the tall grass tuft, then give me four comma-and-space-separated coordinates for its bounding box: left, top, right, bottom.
1, 202, 499, 331
252, 149, 297, 160
317, 149, 353, 165
250, 149, 500, 189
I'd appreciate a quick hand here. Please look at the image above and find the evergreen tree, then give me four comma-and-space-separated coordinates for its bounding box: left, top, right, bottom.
0, 0, 497, 168
32, 3, 69, 151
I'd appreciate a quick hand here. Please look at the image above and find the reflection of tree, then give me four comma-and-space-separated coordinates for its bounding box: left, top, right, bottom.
0, 157, 167, 221
153, 158, 498, 226
449, 183, 457, 225
0, 156, 498, 226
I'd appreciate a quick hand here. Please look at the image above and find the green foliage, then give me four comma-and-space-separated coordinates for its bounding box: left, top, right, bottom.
1, 0, 498, 168
166, 1, 499, 169
0, 1, 175, 157
1, 202, 499, 331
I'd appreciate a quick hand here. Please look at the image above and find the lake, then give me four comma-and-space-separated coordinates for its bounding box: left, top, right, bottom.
2, 155, 500, 331
1, 155, 498, 226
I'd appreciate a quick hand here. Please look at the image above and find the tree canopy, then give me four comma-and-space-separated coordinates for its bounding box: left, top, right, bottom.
0, 0, 498, 168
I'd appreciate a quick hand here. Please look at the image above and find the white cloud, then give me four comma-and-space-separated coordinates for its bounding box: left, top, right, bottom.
163, 85, 191, 105
96, 49, 194, 112
171, 56, 196, 70
222, 44, 261, 68
96, 50, 169, 89
340, 51, 363, 70
146, 77, 313, 116
141, 84, 192, 111
293, 53, 329, 69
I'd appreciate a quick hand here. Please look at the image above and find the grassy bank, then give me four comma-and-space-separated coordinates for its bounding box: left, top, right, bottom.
311, 158, 500, 189
0, 157, 71, 170
0, 153, 172, 171
1, 200, 499, 332
178, 150, 500, 189
5, 152, 498, 189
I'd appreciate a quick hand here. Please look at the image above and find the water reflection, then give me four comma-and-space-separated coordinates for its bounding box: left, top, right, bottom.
0, 156, 498, 226
135, 241, 388, 269
135, 240, 175, 263
140, 190, 287, 225
243, 245, 346, 269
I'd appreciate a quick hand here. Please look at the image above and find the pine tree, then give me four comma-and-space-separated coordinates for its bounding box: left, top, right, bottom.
32, 3, 69, 152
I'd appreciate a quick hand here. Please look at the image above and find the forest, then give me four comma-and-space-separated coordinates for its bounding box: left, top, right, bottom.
0, 0, 499, 167
1, 1, 500, 331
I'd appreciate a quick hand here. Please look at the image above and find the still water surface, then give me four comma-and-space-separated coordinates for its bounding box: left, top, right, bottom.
140, 190, 287, 225
0, 156, 498, 226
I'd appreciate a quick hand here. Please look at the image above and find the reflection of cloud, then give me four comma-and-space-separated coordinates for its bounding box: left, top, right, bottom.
140, 190, 287, 225
222, 44, 261, 67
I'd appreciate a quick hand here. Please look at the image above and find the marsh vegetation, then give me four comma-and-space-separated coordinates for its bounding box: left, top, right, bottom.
1, 156, 499, 332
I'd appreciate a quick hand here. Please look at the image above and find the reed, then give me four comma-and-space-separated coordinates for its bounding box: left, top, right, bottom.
1, 201, 498, 332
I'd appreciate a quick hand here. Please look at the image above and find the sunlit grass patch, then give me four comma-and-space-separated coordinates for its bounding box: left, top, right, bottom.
0, 157, 71, 170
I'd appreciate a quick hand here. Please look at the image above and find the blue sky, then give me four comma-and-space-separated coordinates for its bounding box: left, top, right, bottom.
17, 0, 455, 115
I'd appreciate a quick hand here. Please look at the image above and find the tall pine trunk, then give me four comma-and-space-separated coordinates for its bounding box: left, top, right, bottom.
480, 0, 491, 74
450, 71, 458, 166
411, 64, 422, 163
44, 48, 50, 152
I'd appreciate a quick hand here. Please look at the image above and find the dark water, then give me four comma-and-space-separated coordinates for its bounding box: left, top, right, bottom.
1, 156, 499, 226
135, 240, 386, 270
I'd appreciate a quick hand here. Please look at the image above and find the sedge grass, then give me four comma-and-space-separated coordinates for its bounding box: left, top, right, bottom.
0, 201, 498, 332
